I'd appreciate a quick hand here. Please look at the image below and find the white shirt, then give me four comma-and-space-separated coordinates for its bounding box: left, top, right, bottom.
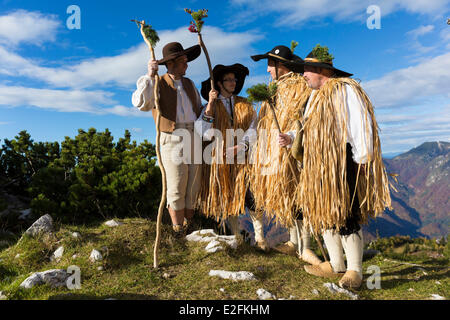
131, 74, 202, 123
194, 94, 257, 148
287, 84, 373, 164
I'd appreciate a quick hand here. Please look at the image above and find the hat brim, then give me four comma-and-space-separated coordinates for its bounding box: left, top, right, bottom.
251, 53, 304, 74
201, 64, 249, 101
157, 44, 201, 65
303, 61, 353, 78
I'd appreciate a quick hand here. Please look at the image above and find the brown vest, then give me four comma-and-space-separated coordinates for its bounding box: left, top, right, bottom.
151, 73, 202, 133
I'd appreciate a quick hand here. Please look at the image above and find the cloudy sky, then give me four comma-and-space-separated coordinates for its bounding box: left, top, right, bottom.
0, 0, 449, 156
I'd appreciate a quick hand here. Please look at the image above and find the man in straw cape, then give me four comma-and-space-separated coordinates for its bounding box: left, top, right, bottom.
132, 42, 204, 237
296, 44, 391, 288
194, 63, 269, 251
250, 44, 322, 265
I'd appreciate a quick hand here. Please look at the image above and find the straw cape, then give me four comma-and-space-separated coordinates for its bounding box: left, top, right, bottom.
196, 64, 255, 221
249, 72, 312, 227
296, 77, 392, 234
196, 96, 256, 221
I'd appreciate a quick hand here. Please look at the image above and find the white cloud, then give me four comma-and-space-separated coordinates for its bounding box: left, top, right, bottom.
0, 85, 115, 113
363, 52, 450, 108
0, 26, 263, 90
104, 105, 153, 118
0, 10, 60, 46
231, 0, 450, 26
377, 103, 450, 153
406, 25, 435, 39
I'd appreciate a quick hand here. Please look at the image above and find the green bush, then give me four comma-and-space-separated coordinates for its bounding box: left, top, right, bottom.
29, 128, 161, 224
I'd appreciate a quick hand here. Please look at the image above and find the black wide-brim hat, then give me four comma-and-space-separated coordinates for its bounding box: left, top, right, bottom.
200, 64, 249, 101
251, 45, 304, 73
302, 52, 353, 78
157, 42, 201, 65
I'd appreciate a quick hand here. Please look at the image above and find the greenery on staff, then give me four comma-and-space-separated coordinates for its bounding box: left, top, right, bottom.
142, 24, 159, 47
246, 83, 278, 104
311, 44, 334, 63
185, 8, 208, 33
131, 20, 160, 47
1, 129, 161, 225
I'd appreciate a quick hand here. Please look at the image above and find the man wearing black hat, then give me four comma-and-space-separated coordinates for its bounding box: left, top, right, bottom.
249, 45, 322, 266
132, 42, 204, 237
296, 44, 391, 289
194, 64, 269, 251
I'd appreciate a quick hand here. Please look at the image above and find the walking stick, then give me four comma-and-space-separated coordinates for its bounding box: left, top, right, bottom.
131, 20, 166, 269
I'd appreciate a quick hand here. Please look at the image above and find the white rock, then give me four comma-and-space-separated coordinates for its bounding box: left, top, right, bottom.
219, 288, 226, 293
104, 220, 122, 227
323, 283, 359, 300
209, 270, 257, 281
97, 266, 104, 271
72, 232, 81, 239
312, 289, 320, 295
89, 249, 103, 262
435, 281, 441, 285
0, 291, 7, 300
72, 254, 78, 259
430, 294, 445, 300
15, 254, 20, 259
186, 229, 238, 252
205, 240, 224, 253
51, 246, 64, 262
256, 288, 276, 300
20, 269, 69, 289
408, 288, 414, 292
24, 214, 53, 237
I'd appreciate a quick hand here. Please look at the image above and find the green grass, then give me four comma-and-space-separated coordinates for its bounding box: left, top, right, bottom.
0, 218, 448, 300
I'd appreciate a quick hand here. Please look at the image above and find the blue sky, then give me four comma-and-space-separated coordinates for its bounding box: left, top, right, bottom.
0, 0, 449, 156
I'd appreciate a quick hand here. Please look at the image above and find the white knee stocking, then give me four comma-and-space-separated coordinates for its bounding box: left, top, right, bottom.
322, 229, 346, 273
341, 229, 364, 277
249, 211, 265, 243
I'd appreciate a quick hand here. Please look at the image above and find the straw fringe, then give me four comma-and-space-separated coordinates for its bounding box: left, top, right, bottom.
197, 96, 256, 221
297, 77, 392, 234
250, 73, 312, 227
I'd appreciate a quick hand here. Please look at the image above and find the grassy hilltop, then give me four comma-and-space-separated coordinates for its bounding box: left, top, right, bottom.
0, 217, 448, 300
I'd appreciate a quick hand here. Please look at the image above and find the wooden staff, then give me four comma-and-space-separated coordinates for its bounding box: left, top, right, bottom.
132, 19, 166, 269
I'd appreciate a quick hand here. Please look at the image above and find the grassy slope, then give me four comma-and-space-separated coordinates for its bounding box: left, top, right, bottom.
0, 218, 448, 300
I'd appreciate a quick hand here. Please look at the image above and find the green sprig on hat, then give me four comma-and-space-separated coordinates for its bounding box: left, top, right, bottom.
290, 40, 299, 53
312, 44, 334, 63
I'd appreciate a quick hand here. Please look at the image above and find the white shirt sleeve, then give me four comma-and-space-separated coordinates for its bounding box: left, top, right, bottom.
344, 84, 373, 164
194, 107, 215, 140
131, 74, 157, 111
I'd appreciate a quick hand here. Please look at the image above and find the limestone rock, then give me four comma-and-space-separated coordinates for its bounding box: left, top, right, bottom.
205, 240, 224, 253
323, 283, 359, 300
72, 232, 81, 239
104, 220, 122, 227
51, 246, 64, 262
89, 249, 103, 262
24, 214, 53, 237
430, 294, 445, 300
256, 288, 276, 300
186, 230, 238, 253
20, 269, 70, 289
209, 270, 257, 281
